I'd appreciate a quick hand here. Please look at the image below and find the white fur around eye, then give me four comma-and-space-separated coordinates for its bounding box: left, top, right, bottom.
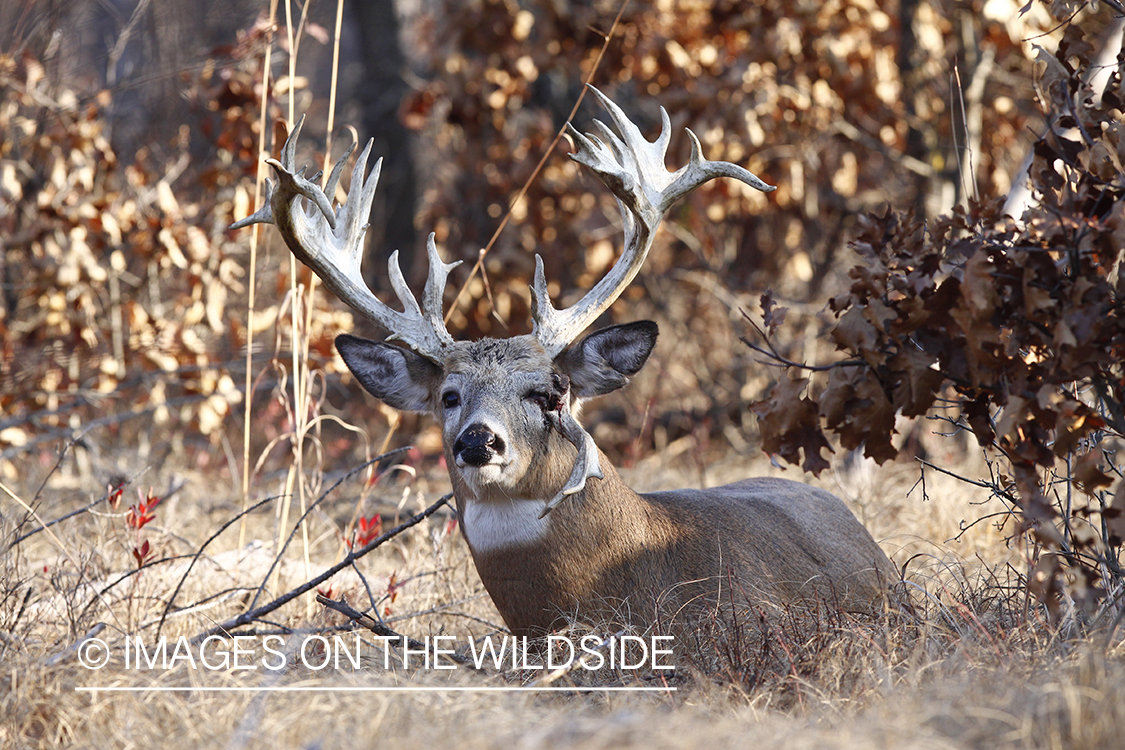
462, 498, 549, 553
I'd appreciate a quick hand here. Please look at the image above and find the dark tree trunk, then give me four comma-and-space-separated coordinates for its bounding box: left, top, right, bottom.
349, 0, 417, 281
897, 0, 929, 218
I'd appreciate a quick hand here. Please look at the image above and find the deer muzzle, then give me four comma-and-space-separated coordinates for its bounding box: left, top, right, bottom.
454, 423, 506, 467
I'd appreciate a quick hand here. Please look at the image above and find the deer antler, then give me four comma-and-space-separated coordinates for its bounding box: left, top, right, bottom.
531, 85, 775, 358
230, 116, 460, 362
535, 87, 775, 512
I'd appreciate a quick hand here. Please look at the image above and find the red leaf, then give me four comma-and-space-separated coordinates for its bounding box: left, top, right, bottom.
107, 484, 124, 510
352, 514, 384, 549
386, 571, 400, 604
132, 539, 151, 568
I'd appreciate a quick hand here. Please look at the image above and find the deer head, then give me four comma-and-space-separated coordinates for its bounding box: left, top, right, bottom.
231, 87, 775, 515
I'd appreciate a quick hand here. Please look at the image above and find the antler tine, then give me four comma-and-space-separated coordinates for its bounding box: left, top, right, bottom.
323, 140, 356, 201
422, 233, 461, 343
281, 114, 302, 170
530, 86, 776, 359
229, 120, 459, 361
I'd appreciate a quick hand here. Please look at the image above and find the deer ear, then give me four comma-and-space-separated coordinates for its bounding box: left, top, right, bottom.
555, 321, 658, 398
336, 334, 441, 413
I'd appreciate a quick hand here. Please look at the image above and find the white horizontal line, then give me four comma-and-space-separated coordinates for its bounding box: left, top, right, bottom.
75, 685, 675, 693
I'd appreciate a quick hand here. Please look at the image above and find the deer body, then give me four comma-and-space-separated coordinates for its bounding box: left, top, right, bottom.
461, 466, 895, 636
233, 88, 898, 640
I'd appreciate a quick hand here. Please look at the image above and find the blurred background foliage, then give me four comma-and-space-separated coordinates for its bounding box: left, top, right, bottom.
0, 0, 1109, 488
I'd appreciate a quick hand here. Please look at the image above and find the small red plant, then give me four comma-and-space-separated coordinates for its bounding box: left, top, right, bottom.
106, 483, 125, 510
347, 514, 383, 550
127, 488, 160, 568
384, 571, 400, 617
127, 488, 160, 530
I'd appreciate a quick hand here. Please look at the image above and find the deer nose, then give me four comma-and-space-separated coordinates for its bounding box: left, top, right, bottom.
454, 423, 506, 467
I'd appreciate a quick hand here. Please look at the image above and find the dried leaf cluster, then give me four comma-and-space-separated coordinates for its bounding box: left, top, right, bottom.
0, 25, 355, 462
750, 16, 1125, 619
411, 0, 1041, 339
2, 1, 1052, 468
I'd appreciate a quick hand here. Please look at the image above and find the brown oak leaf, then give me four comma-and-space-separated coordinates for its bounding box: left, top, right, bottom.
749, 375, 832, 475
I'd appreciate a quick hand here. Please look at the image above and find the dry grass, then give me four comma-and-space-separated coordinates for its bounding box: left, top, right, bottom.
4, 436, 1123, 750
6, 649, 1125, 750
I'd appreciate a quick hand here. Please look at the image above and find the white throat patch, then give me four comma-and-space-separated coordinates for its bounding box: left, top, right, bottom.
462, 498, 550, 553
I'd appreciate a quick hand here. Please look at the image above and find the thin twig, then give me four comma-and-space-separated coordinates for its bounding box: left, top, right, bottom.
78, 553, 201, 627
739, 308, 871, 372
153, 494, 282, 639
1, 481, 126, 632
916, 457, 995, 489
240, 0, 281, 551
10, 472, 182, 549
10, 483, 118, 549
321, 0, 347, 186
739, 334, 865, 373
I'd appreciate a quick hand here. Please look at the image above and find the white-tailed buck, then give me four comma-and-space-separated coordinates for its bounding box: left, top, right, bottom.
232, 88, 898, 638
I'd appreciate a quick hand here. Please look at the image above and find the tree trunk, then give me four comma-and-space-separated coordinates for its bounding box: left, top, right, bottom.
349, 0, 417, 281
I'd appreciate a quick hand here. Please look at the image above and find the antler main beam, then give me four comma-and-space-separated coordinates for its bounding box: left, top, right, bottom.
230, 117, 460, 362
531, 86, 775, 359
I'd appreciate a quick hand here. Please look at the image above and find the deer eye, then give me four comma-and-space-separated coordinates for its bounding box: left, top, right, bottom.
441, 391, 460, 409
525, 389, 557, 411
